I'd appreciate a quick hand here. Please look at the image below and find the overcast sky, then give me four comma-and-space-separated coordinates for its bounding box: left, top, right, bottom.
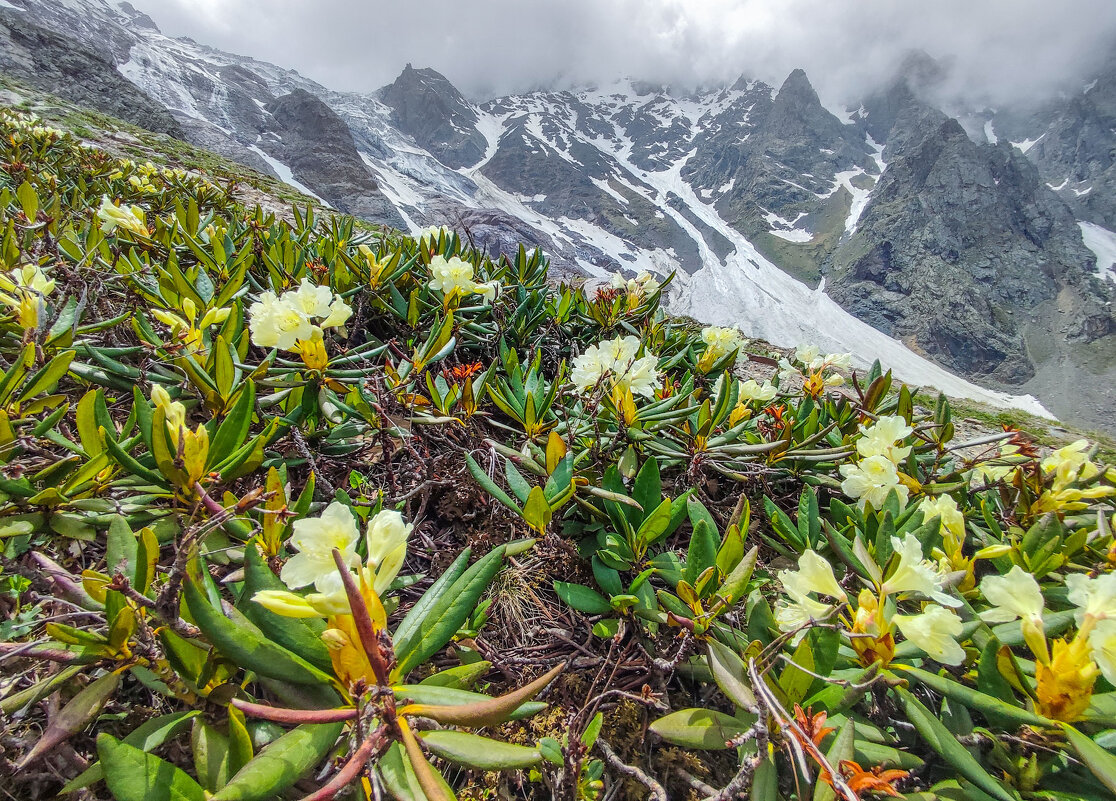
127, 0, 1116, 107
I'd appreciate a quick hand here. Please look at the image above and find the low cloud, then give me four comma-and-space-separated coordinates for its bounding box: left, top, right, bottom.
130, 0, 1116, 108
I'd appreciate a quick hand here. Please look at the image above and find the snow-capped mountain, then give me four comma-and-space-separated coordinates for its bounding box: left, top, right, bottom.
6, 0, 1115, 430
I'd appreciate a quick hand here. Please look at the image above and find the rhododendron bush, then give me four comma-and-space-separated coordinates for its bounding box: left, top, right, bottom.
1, 110, 1115, 801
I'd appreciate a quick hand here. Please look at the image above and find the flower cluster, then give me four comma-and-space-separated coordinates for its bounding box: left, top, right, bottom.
608, 270, 660, 300
839, 416, 914, 509
697, 326, 744, 372
427, 255, 498, 303
96, 195, 147, 237
779, 343, 851, 396
571, 335, 661, 400
0, 265, 55, 329
980, 566, 1116, 720
713, 375, 777, 425
776, 534, 964, 666
417, 225, 452, 247
253, 503, 412, 686
248, 279, 352, 353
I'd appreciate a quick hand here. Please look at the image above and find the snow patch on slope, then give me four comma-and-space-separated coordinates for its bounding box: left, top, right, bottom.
580, 133, 1050, 416
246, 145, 326, 204
1079, 221, 1116, 279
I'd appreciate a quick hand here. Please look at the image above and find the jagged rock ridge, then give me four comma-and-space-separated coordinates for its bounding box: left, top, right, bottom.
7, 0, 1116, 430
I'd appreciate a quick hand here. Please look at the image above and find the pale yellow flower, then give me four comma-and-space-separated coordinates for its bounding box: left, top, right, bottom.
779, 550, 847, 602
856, 415, 913, 463
96, 196, 147, 236
881, 534, 959, 608
281, 501, 362, 591
150, 385, 187, 444
893, 604, 965, 665
737, 379, 777, 404
839, 454, 908, 509
918, 494, 965, 541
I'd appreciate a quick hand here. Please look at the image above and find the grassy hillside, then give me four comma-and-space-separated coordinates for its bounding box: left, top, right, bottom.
0, 93, 1114, 801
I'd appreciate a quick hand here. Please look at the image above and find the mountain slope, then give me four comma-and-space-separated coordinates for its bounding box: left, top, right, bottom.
12, 0, 1116, 428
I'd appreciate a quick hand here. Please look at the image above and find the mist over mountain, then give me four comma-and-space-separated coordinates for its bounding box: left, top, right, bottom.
5, 0, 1114, 432
126, 0, 1116, 110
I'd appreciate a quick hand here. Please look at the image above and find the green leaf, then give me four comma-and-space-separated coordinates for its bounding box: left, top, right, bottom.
419, 730, 541, 769
97, 734, 206, 801
392, 685, 544, 721
237, 548, 330, 671
17, 669, 122, 769
896, 686, 1017, 801
649, 708, 752, 750
895, 665, 1049, 728
1062, 723, 1116, 796
192, 719, 231, 791
684, 519, 718, 585
211, 722, 343, 801
635, 498, 673, 549
706, 638, 757, 709
419, 661, 492, 689
393, 545, 507, 677
61, 711, 199, 793
183, 579, 332, 686
632, 456, 661, 516
209, 382, 255, 468
378, 742, 426, 801
553, 581, 612, 614
466, 454, 521, 513
16, 180, 37, 221
394, 548, 471, 647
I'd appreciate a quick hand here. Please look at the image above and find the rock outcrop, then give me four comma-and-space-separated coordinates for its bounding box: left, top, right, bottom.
0, 9, 181, 137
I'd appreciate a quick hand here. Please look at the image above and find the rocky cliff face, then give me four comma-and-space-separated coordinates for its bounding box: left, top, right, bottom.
11, 0, 1116, 429
828, 115, 1109, 383
265, 89, 404, 227
380, 65, 487, 169
0, 9, 181, 137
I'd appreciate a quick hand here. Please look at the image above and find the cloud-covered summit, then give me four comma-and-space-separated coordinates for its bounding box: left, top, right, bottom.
132, 0, 1116, 109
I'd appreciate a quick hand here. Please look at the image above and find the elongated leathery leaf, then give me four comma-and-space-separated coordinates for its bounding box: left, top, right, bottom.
183, 579, 332, 686
97, 735, 206, 801
393, 545, 507, 676
211, 722, 343, 801
420, 730, 542, 769
896, 686, 1016, 801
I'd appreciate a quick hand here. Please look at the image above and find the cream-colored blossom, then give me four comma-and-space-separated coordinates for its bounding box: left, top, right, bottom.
881, 534, 960, 607
737, 379, 777, 404
979, 566, 1045, 625
701, 326, 744, 362
96, 195, 147, 236
893, 605, 966, 665
287, 278, 335, 318
1066, 572, 1116, 625
427, 255, 496, 302
779, 550, 847, 602
365, 509, 412, 596
839, 454, 908, 509
571, 335, 660, 398
857, 415, 914, 463
151, 385, 187, 444
1088, 619, 1116, 685
417, 225, 452, 246
248, 291, 315, 350
918, 494, 965, 541
281, 502, 362, 591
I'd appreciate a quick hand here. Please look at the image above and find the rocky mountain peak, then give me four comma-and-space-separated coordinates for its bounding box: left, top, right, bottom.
114, 2, 160, 32
774, 68, 817, 104
264, 89, 405, 228
380, 64, 486, 169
